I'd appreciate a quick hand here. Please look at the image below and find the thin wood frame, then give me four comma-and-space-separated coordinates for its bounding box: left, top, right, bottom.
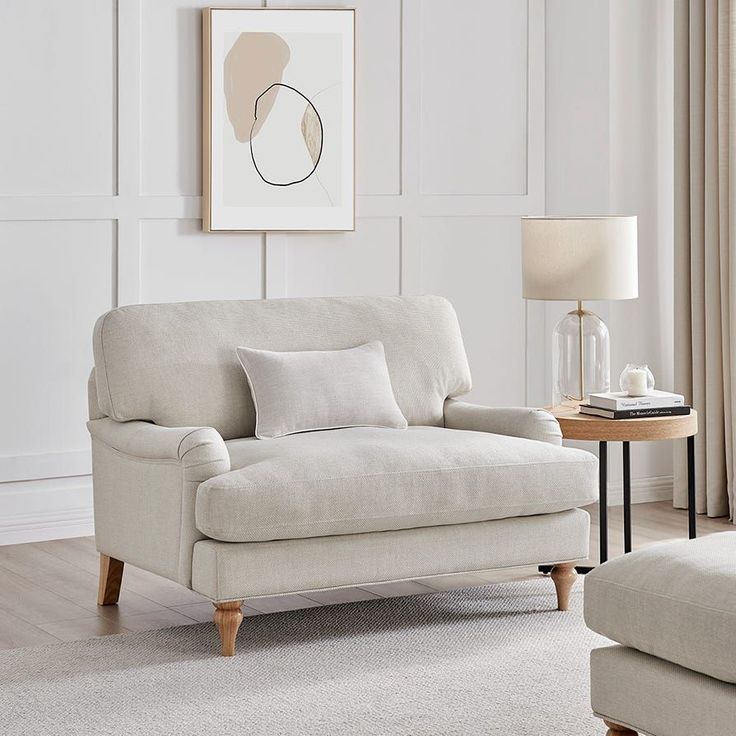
202, 7, 356, 233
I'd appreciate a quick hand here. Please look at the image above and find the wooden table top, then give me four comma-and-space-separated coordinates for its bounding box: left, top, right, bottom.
547, 405, 698, 442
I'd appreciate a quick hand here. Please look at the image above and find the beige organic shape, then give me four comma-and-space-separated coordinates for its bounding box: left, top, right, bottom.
300, 104, 322, 166
224, 32, 290, 142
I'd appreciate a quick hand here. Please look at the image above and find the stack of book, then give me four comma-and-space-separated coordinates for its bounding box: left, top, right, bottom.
580, 390, 690, 419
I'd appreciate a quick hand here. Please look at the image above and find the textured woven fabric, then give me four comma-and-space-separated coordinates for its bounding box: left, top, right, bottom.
591, 645, 736, 736
673, 1, 736, 519
195, 426, 597, 543
0, 579, 608, 736
88, 418, 230, 586
87, 369, 104, 420
191, 508, 590, 600
444, 399, 562, 445
236, 341, 407, 439
92, 295, 471, 440
585, 533, 736, 684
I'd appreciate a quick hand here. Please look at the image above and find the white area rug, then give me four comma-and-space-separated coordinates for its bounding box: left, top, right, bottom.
1, 578, 610, 735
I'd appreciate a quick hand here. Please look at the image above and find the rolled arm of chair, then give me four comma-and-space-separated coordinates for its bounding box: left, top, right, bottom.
87, 418, 230, 482
443, 399, 562, 445
87, 418, 231, 587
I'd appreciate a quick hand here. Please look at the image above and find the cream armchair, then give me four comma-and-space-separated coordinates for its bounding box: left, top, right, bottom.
88, 295, 597, 656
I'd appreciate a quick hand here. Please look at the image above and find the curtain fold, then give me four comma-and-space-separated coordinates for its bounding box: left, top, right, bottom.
674, 0, 735, 520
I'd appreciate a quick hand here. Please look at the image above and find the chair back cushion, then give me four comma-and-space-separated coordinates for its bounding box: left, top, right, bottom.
93, 295, 471, 439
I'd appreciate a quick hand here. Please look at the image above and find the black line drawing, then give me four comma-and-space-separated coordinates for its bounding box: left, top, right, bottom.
249, 83, 324, 187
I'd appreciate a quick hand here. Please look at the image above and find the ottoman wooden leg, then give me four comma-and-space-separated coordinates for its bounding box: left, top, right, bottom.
604, 719, 638, 734
551, 562, 577, 611
214, 601, 244, 657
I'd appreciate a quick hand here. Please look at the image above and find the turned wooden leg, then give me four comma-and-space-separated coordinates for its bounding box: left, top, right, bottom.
604, 719, 638, 734
550, 562, 577, 611
97, 554, 124, 606
214, 601, 244, 656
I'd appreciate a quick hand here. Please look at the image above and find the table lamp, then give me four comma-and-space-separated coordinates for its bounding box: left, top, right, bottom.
521, 216, 638, 407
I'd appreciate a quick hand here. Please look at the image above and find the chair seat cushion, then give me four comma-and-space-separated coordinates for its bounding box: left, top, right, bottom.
584, 533, 736, 684
194, 426, 597, 543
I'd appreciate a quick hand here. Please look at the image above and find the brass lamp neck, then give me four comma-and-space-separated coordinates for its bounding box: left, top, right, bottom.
578, 300, 584, 402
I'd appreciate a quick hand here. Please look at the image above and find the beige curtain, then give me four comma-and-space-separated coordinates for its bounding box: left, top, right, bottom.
674, 0, 736, 520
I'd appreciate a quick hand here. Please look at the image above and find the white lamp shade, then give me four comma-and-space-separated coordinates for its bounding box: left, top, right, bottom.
521, 216, 638, 301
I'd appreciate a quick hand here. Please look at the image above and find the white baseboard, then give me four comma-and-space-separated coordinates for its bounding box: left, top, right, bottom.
0, 472, 675, 546
0, 507, 95, 546
0, 475, 94, 546
602, 474, 673, 506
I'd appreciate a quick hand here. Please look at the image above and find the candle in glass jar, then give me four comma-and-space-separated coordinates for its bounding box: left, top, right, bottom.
627, 368, 649, 396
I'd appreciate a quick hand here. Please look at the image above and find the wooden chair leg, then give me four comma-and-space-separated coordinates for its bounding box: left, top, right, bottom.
604, 719, 638, 734
214, 601, 244, 657
550, 562, 577, 611
97, 554, 124, 606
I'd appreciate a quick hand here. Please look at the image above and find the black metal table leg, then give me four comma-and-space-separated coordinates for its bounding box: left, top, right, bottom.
623, 441, 632, 553
599, 441, 608, 564
688, 434, 697, 539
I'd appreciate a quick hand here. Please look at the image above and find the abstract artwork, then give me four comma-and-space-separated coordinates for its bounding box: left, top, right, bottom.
203, 8, 354, 231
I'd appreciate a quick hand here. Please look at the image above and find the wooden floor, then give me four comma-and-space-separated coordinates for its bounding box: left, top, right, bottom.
0, 501, 732, 650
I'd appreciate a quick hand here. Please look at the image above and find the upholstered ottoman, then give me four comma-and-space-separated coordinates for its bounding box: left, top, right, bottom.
584, 533, 736, 736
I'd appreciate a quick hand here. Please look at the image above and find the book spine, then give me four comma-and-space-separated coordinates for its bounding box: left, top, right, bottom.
613, 407, 690, 419
591, 397, 685, 410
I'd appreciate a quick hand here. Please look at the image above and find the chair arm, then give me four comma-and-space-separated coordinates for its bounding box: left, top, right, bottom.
87, 418, 230, 482
443, 399, 562, 446
87, 418, 231, 587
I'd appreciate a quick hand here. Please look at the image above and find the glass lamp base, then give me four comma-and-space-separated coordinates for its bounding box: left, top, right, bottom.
552, 306, 610, 407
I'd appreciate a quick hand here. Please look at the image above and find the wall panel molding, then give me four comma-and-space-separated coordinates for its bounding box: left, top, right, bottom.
402, 0, 546, 407
418, 0, 530, 197
0, 478, 94, 546
0, 0, 550, 544
0, 0, 671, 545
264, 234, 288, 299
607, 475, 674, 506
0, 451, 91, 485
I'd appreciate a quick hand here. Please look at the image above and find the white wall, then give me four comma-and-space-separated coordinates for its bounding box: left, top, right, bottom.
545, 0, 675, 503
608, 0, 675, 490
0, 0, 673, 544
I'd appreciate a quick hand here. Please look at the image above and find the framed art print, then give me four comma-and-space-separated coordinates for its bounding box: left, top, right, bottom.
202, 7, 355, 232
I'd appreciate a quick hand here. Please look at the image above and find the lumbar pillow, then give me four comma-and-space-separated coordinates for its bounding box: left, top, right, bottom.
236, 341, 408, 439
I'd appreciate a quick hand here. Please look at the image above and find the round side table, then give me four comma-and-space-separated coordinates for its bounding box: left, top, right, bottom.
549, 406, 698, 566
